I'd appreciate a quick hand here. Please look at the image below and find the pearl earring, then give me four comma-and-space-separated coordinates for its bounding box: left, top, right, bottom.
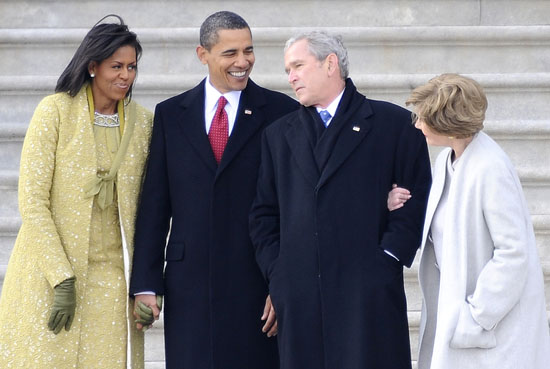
90, 73, 95, 78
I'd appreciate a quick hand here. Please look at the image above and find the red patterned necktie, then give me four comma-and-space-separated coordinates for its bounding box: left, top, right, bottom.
209, 96, 228, 164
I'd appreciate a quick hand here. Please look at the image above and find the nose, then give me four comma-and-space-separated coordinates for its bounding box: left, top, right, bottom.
288, 69, 297, 84
234, 53, 249, 68
120, 67, 129, 80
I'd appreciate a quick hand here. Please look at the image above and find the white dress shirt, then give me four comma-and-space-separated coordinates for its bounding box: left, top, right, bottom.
315, 88, 345, 127
204, 75, 242, 136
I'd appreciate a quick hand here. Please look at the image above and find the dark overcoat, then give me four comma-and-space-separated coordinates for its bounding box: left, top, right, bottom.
129, 79, 299, 369
250, 79, 432, 369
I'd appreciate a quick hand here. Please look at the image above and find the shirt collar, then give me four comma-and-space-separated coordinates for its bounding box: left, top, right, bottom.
205, 75, 242, 113
316, 88, 345, 118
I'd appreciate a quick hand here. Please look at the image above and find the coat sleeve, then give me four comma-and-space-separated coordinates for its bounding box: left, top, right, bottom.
19, 96, 74, 288
129, 105, 171, 295
379, 122, 432, 267
466, 160, 531, 331
249, 130, 280, 282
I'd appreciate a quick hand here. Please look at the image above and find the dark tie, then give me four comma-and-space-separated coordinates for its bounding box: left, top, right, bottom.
319, 110, 332, 126
209, 96, 228, 164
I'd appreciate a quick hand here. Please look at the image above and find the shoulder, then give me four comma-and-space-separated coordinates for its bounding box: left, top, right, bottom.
155, 82, 204, 112
155, 90, 189, 112
466, 132, 514, 173
38, 91, 73, 108
128, 100, 154, 133
131, 101, 153, 120
264, 109, 300, 136
459, 132, 520, 189
367, 98, 412, 124
246, 80, 299, 111
32, 91, 77, 120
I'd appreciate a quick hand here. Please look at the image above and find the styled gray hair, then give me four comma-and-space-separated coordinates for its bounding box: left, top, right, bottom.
285, 31, 349, 79
200, 11, 251, 50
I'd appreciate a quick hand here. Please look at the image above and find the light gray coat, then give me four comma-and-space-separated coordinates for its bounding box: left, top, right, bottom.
417, 132, 550, 369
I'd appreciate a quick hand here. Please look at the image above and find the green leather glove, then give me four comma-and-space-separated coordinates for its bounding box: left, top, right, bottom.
48, 276, 76, 334
134, 295, 163, 329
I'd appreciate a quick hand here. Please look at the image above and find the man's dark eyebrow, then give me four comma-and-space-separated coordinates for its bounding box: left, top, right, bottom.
221, 45, 254, 55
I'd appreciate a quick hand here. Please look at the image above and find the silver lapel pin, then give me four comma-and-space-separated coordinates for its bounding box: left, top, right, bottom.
352, 126, 360, 132
244, 109, 252, 115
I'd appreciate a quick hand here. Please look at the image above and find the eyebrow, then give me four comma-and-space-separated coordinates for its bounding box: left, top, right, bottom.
221, 45, 254, 55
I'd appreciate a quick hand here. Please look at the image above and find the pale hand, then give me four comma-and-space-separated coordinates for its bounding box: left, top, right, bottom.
388, 183, 411, 211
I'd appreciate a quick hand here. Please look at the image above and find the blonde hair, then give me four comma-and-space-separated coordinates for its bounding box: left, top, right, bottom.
406, 73, 487, 138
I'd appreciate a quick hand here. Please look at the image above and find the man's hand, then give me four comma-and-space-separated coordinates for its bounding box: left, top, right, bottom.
261, 295, 277, 337
133, 294, 161, 331
387, 183, 411, 211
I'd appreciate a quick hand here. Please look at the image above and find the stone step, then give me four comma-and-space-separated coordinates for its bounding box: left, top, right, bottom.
1, 26, 549, 77
1, 72, 549, 123
2, 114, 549, 182
2, 1, 549, 28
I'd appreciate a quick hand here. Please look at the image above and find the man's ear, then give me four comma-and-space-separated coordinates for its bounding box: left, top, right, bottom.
196, 45, 209, 65
325, 53, 339, 77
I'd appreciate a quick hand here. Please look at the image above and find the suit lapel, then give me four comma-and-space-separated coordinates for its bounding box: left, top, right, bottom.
216, 81, 266, 177
316, 100, 373, 189
285, 108, 321, 187
178, 80, 218, 173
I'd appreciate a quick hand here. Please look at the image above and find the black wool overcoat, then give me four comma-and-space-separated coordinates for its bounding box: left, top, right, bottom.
130, 79, 299, 369
250, 79, 432, 369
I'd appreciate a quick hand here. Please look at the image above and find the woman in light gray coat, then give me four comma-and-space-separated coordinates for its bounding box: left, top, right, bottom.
391, 73, 550, 369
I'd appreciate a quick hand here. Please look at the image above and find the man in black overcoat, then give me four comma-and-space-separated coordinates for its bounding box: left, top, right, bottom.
129, 11, 299, 368
249, 31, 432, 369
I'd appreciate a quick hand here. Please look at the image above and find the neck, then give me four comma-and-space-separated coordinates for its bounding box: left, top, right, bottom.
450, 136, 474, 161
91, 85, 117, 114
316, 80, 345, 109
93, 100, 117, 115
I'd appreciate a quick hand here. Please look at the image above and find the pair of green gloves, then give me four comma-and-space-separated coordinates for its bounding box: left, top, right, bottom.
134, 296, 163, 331
47, 277, 163, 334
48, 276, 76, 334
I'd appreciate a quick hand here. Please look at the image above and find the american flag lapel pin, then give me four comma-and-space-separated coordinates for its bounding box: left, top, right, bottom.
245, 109, 252, 115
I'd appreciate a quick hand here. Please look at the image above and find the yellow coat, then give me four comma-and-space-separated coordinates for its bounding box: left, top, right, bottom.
0, 85, 153, 368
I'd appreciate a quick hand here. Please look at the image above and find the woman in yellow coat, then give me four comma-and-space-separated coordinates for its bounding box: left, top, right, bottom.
0, 15, 153, 368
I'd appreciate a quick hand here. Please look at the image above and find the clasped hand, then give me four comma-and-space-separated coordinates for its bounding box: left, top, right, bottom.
133, 295, 162, 331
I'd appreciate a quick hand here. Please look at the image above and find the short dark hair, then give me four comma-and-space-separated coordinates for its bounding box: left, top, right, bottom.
199, 11, 250, 50
55, 14, 143, 100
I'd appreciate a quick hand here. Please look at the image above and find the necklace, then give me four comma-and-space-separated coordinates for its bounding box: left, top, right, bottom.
93, 111, 120, 127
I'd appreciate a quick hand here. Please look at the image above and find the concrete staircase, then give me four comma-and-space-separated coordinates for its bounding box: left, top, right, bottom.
1, 1, 549, 368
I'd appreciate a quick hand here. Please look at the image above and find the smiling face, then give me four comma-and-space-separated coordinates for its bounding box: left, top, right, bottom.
284, 39, 332, 108
88, 45, 137, 114
197, 28, 255, 93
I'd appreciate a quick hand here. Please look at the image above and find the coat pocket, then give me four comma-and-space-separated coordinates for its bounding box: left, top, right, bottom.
165, 241, 185, 261
450, 301, 497, 349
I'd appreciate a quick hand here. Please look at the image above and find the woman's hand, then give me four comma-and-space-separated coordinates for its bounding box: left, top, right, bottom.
388, 184, 411, 211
